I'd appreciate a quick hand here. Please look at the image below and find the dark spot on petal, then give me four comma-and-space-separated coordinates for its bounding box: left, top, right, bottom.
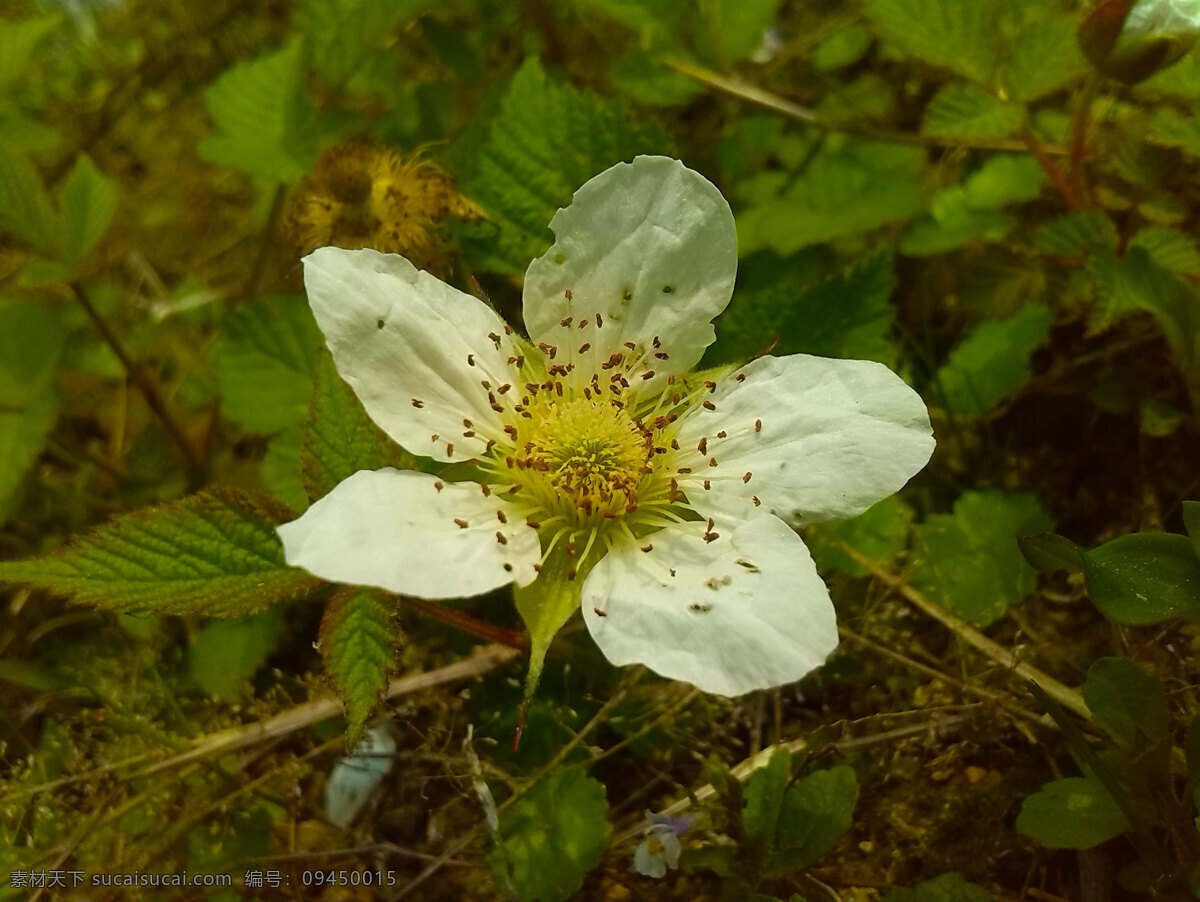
376, 318, 385, 329
662, 284, 674, 294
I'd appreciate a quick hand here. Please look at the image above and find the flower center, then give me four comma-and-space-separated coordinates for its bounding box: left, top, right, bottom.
527, 397, 647, 518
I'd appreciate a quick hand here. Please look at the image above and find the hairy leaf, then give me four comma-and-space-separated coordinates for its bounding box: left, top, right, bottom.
865, 0, 998, 82
0, 488, 319, 616
320, 588, 396, 748
922, 85, 1023, 139
936, 304, 1053, 415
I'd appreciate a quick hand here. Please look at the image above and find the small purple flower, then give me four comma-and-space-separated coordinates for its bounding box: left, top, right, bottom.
633, 810, 693, 878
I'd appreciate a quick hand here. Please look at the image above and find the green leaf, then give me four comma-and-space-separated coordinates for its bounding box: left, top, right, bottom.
1083, 532, 1200, 624
922, 85, 1023, 139
1130, 226, 1200, 276
883, 872, 996, 902
704, 0, 781, 61
807, 496, 915, 578
865, 0, 999, 82
300, 348, 417, 502
712, 249, 896, 367
217, 295, 322, 434
1000, 13, 1088, 101
1082, 657, 1169, 750
742, 748, 790, 841
901, 155, 1044, 256
485, 768, 611, 902
1034, 210, 1118, 255
0, 14, 63, 93
0, 487, 320, 617
0, 146, 55, 251
1184, 500, 1200, 559
263, 425, 308, 511
811, 23, 873, 71
737, 140, 927, 255
198, 40, 316, 184
935, 304, 1052, 415
1017, 532, 1084, 573
458, 58, 668, 274
0, 299, 63, 521
1016, 776, 1131, 849
320, 588, 396, 748
189, 610, 284, 700
297, 0, 438, 91
59, 154, 119, 266
911, 490, 1053, 626
773, 765, 858, 871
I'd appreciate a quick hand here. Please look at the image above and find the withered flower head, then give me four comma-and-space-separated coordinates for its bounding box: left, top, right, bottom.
287, 144, 483, 278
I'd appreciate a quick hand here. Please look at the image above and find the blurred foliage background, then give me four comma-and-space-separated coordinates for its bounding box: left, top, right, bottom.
4, 0, 1200, 899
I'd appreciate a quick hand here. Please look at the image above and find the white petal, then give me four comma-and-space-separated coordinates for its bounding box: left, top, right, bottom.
277, 469, 540, 599
675, 354, 934, 528
581, 515, 837, 696
522, 156, 736, 379
303, 246, 522, 463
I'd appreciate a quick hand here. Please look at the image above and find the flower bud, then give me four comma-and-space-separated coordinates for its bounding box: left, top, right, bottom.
1078, 0, 1200, 84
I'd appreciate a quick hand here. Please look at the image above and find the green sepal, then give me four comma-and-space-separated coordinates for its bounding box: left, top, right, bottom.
512, 541, 599, 742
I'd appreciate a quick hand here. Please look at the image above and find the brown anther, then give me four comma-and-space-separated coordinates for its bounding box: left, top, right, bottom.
595, 313, 603, 327
564, 288, 573, 300
434, 481, 444, 492
704, 380, 716, 391
505, 456, 514, 468
703, 479, 711, 490
669, 568, 677, 577
467, 354, 475, 367
736, 373, 746, 382
485, 439, 497, 452
578, 318, 588, 329
567, 566, 577, 580
514, 355, 525, 368
594, 607, 607, 617
497, 383, 512, 394
555, 382, 563, 396
623, 340, 636, 350
709, 457, 718, 467
652, 336, 661, 348
496, 510, 508, 523
496, 531, 508, 545
533, 563, 542, 573
446, 443, 455, 456
697, 437, 707, 454
490, 402, 504, 413
583, 387, 592, 400
504, 324, 513, 335
641, 544, 653, 553
742, 472, 752, 484
559, 316, 573, 327
702, 400, 716, 411
566, 539, 576, 556
755, 419, 762, 432
481, 380, 492, 389
503, 424, 519, 438
677, 466, 692, 474
670, 438, 680, 450
641, 370, 655, 380
703, 532, 720, 543
526, 519, 541, 529
654, 352, 669, 360
487, 331, 501, 344
508, 484, 522, 494
463, 430, 475, 438
454, 518, 469, 529
578, 342, 590, 353
707, 518, 714, 531
431, 433, 439, 442
752, 495, 761, 506
411, 398, 424, 408
481, 484, 491, 496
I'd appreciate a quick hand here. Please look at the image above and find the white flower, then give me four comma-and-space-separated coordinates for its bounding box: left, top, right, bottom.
1123, 0, 1200, 39
277, 156, 935, 697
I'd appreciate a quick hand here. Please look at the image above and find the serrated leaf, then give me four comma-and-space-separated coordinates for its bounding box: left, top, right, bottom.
1016, 777, 1130, 849
263, 425, 308, 511
0, 14, 63, 93
1083, 531, 1200, 624
922, 84, 1023, 139
712, 249, 896, 366
1082, 656, 1169, 750
59, 154, 118, 266
865, 0, 999, 82
911, 490, 1052, 626
189, 610, 284, 700
773, 765, 857, 872
300, 348, 417, 502
1130, 226, 1200, 275
742, 748, 790, 841
1000, 13, 1088, 101
0, 487, 319, 616
737, 140, 927, 255
807, 496, 915, 578
320, 588, 396, 748
936, 304, 1052, 415
883, 872, 996, 902
459, 58, 668, 274
198, 40, 316, 184
486, 768, 611, 902
1035, 210, 1118, 255
217, 295, 322, 434
297, 0, 438, 94
0, 146, 55, 251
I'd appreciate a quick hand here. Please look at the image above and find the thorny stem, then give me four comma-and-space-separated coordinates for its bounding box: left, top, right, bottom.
71, 283, 207, 490
1068, 71, 1102, 207
390, 592, 527, 649
666, 57, 1069, 155
1024, 123, 1082, 210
